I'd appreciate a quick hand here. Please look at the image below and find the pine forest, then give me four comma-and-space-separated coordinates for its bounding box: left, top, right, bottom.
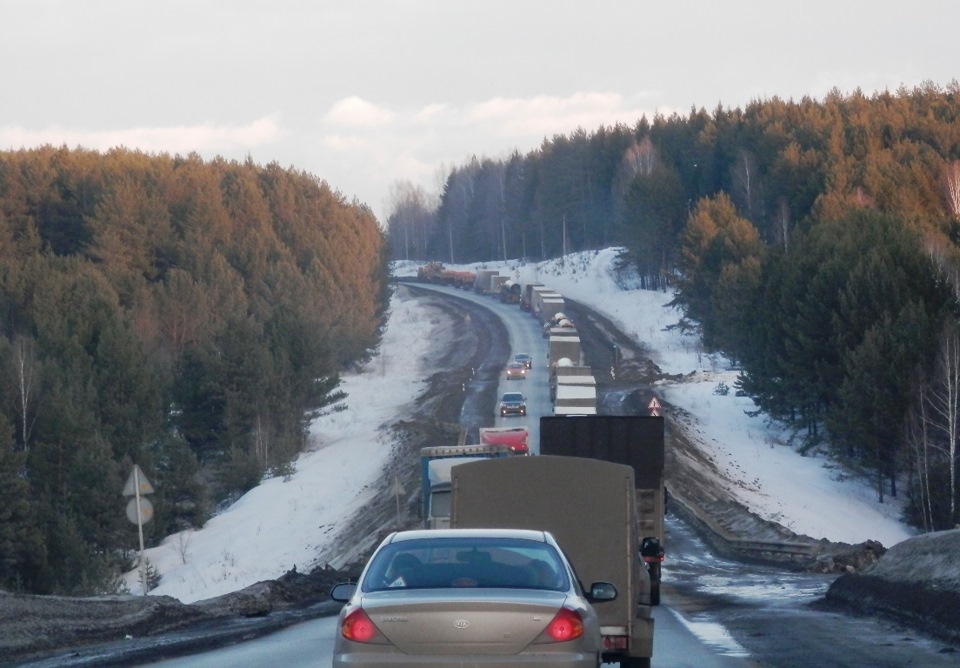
0, 147, 390, 594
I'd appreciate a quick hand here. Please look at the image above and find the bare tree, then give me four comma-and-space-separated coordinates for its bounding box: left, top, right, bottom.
907, 382, 935, 531
386, 181, 435, 261
445, 164, 477, 262
732, 149, 758, 220
945, 160, 960, 219
612, 137, 659, 227
923, 232, 960, 297
11, 336, 40, 453
774, 198, 791, 252
622, 136, 656, 178
923, 320, 960, 525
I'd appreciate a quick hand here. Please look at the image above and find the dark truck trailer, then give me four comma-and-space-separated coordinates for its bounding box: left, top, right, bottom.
450, 455, 654, 667
540, 415, 666, 606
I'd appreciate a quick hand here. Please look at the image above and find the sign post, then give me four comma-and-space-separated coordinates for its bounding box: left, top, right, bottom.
124, 465, 155, 595
648, 397, 661, 417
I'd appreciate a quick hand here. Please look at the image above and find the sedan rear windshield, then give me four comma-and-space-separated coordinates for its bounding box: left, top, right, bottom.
363, 537, 570, 593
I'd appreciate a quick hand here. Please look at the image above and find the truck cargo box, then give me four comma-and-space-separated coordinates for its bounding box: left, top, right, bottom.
451, 455, 654, 664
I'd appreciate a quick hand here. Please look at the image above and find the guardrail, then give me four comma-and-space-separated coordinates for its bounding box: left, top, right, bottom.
730, 538, 817, 557
667, 488, 818, 563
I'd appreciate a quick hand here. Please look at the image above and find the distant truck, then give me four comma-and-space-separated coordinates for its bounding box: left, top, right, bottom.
552, 381, 597, 415
533, 290, 563, 321
490, 275, 508, 296
530, 287, 559, 319
543, 310, 575, 334
420, 444, 511, 529
499, 279, 522, 304
478, 425, 529, 455
550, 363, 595, 401
450, 454, 655, 667
553, 374, 597, 409
416, 262, 444, 283
539, 297, 566, 328
549, 334, 582, 368
540, 415, 666, 607
452, 271, 476, 289
520, 282, 543, 311
474, 270, 498, 294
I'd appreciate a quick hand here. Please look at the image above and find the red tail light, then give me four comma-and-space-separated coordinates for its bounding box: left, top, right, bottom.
341, 608, 380, 643
542, 607, 585, 642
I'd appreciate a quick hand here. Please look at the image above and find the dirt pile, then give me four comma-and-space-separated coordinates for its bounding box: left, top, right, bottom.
824, 529, 960, 644
0, 563, 359, 665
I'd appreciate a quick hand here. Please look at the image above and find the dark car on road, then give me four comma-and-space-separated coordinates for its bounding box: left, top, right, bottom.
499, 391, 527, 417
513, 352, 532, 369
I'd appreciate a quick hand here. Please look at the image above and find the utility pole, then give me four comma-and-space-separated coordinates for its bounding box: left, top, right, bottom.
562, 215, 568, 262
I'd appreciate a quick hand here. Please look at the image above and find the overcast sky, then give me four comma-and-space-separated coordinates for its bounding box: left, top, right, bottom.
3, 1, 957, 222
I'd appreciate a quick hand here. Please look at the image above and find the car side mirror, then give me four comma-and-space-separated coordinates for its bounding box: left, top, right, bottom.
587, 581, 617, 602
330, 582, 357, 602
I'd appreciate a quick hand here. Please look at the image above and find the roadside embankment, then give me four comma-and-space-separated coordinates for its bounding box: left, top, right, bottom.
823, 529, 960, 644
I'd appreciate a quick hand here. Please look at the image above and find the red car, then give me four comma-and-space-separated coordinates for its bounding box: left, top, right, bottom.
506, 362, 527, 379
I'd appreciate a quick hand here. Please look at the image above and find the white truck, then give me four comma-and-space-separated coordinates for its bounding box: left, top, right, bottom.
419, 444, 511, 529
473, 269, 498, 294
530, 287, 560, 320
549, 334, 582, 368
539, 297, 566, 328
550, 363, 595, 401
520, 282, 543, 311
553, 381, 598, 415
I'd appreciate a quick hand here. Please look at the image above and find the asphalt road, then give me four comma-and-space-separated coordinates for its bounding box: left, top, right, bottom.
407, 282, 551, 451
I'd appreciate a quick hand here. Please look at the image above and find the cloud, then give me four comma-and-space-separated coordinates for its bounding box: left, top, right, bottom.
413, 103, 449, 124
321, 91, 661, 154
466, 92, 660, 134
315, 91, 667, 219
323, 96, 395, 128
0, 116, 283, 155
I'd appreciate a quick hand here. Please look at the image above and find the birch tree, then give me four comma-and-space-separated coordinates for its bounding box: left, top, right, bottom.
924, 320, 960, 525
945, 159, 960, 219
11, 336, 39, 453
906, 382, 935, 531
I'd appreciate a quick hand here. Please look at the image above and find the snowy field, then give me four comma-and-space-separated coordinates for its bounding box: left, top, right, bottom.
127, 248, 914, 603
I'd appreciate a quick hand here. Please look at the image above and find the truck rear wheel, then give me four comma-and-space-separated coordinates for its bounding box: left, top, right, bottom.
620, 658, 651, 668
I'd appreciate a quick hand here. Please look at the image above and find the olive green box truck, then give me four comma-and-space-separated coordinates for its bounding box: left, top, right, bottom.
450, 454, 655, 667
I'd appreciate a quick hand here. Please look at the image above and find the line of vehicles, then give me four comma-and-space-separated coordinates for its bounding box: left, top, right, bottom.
331, 265, 666, 667
418, 263, 600, 434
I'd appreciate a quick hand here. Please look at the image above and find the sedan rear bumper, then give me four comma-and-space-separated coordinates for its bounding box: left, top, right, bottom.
334, 650, 599, 667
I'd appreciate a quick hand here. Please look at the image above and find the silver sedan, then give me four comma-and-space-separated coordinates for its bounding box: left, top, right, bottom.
330, 528, 614, 667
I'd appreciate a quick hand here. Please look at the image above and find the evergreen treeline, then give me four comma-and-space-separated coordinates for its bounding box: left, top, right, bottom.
0, 146, 390, 594
390, 82, 960, 532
